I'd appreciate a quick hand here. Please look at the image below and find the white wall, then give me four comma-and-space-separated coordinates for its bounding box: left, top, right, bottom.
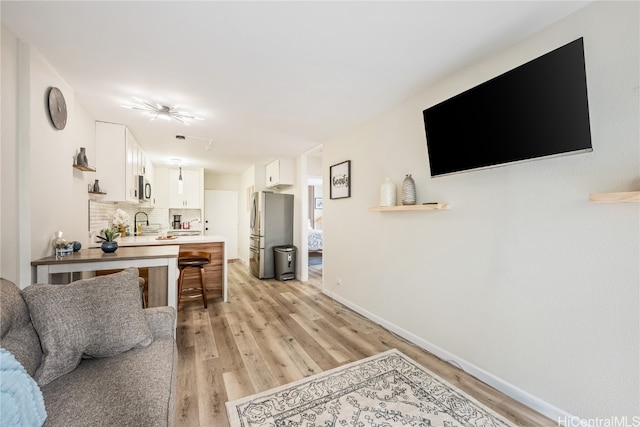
1, 25, 96, 286
1, 25, 20, 282
204, 173, 240, 192
323, 1, 638, 420
308, 155, 322, 176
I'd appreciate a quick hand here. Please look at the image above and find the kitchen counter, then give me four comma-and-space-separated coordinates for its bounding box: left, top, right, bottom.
32, 246, 180, 309
90, 234, 228, 302
90, 234, 225, 248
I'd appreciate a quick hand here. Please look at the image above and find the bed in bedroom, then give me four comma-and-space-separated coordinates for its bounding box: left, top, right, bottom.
308, 228, 323, 252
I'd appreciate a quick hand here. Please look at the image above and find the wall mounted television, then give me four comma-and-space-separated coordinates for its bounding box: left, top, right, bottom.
423, 38, 592, 177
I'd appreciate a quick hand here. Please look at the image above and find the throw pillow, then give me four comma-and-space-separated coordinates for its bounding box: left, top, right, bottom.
22, 268, 153, 386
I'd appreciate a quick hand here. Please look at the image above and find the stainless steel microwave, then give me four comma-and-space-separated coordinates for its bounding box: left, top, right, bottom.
138, 175, 152, 201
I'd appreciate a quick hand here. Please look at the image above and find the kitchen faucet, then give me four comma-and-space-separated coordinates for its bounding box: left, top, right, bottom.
134, 212, 149, 236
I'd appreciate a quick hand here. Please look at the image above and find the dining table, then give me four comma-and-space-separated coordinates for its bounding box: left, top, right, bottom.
31, 245, 180, 309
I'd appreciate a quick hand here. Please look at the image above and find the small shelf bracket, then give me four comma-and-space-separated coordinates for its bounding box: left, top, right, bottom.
73, 164, 96, 172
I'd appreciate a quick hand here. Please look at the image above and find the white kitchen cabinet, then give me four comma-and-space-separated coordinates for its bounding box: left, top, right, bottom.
169, 168, 203, 208
266, 159, 294, 188
140, 156, 155, 207
95, 121, 139, 203
153, 167, 169, 208
137, 146, 146, 176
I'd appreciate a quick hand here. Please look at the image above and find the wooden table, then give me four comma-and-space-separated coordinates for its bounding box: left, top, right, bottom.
31, 246, 180, 309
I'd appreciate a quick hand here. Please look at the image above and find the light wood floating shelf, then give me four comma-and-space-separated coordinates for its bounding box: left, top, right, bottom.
73, 164, 96, 172
368, 203, 450, 212
589, 191, 640, 203
88, 191, 107, 195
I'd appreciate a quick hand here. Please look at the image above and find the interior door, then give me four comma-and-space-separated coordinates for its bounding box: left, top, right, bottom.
204, 190, 238, 260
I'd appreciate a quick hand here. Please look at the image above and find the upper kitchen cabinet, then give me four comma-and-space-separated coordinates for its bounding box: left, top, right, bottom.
146, 156, 155, 204
266, 159, 294, 188
169, 168, 203, 208
95, 121, 139, 203
154, 167, 169, 208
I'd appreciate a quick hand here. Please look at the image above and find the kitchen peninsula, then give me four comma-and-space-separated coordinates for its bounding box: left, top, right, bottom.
90, 234, 228, 304
32, 246, 180, 309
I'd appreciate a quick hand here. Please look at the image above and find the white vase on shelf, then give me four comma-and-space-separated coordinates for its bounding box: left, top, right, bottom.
379, 177, 396, 207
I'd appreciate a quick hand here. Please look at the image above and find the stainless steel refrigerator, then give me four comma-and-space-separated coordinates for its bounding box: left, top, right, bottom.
250, 191, 294, 279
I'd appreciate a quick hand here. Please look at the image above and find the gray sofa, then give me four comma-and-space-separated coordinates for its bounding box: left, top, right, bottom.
0, 268, 177, 427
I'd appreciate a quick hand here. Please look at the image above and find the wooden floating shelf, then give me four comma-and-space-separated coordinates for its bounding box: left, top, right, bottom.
589, 191, 640, 203
88, 191, 107, 195
73, 164, 96, 172
368, 203, 450, 212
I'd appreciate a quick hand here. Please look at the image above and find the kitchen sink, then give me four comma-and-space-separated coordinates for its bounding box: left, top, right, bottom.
169, 230, 202, 236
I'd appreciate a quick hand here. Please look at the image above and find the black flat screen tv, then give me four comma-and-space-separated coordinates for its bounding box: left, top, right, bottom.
423, 38, 592, 177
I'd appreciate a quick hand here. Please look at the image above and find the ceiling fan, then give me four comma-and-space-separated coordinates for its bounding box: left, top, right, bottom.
121, 97, 204, 125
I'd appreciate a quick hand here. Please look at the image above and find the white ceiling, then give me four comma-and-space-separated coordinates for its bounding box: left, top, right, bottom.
2, 1, 589, 174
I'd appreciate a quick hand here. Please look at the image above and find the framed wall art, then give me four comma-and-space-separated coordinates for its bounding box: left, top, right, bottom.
330, 160, 351, 199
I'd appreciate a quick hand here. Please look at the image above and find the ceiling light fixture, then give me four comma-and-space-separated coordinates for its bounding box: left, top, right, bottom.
175, 134, 213, 151
178, 167, 184, 195
166, 158, 184, 166
121, 97, 204, 125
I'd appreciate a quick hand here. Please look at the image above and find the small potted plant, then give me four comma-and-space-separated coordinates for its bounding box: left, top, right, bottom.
98, 228, 120, 253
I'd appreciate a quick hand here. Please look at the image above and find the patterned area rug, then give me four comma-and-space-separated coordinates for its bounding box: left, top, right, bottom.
226, 348, 515, 427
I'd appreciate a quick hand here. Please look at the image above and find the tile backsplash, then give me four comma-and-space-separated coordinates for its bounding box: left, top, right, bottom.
89, 201, 202, 237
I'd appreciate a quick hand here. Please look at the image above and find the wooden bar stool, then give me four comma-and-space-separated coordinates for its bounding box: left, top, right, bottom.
177, 251, 210, 309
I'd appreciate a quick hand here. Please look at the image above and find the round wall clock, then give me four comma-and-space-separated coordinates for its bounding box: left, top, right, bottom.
47, 87, 67, 130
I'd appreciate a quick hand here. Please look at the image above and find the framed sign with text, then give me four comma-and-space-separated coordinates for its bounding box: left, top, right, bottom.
330, 160, 351, 199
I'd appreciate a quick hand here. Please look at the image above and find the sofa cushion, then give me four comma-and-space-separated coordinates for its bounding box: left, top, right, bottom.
22, 268, 153, 386
41, 337, 176, 427
0, 278, 42, 377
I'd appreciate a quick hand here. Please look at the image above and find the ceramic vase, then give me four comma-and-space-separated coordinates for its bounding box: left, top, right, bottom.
101, 241, 118, 253
379, 177, 396, 207
401, 174, 416, 205
51, 231, 66, 249
76, 147, 88, 166
93, 179, 100, 193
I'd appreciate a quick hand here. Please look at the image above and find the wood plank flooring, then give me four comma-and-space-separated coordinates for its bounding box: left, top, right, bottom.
176, 261, 554, 426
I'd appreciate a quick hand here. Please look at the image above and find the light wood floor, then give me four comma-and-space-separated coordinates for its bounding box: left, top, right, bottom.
175, 261, 554, 426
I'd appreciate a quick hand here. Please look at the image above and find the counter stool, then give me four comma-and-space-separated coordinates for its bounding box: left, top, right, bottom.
177, 251, 210, 309
138, 277, 148, 308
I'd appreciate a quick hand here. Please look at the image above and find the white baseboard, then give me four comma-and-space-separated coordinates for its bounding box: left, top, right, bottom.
323, 288, 575, 425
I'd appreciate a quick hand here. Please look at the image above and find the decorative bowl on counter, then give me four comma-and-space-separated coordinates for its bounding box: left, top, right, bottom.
101, 241, 118, 253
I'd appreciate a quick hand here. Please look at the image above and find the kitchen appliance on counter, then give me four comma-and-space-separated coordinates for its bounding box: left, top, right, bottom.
250, 191, 293, 279
172, 215, 182, 230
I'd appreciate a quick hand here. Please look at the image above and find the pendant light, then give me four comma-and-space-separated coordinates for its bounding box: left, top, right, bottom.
178, 167, 184, 194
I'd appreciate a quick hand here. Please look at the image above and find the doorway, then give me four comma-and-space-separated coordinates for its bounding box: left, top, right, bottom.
304, 147, 323, 287
204, 190, 238, 261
